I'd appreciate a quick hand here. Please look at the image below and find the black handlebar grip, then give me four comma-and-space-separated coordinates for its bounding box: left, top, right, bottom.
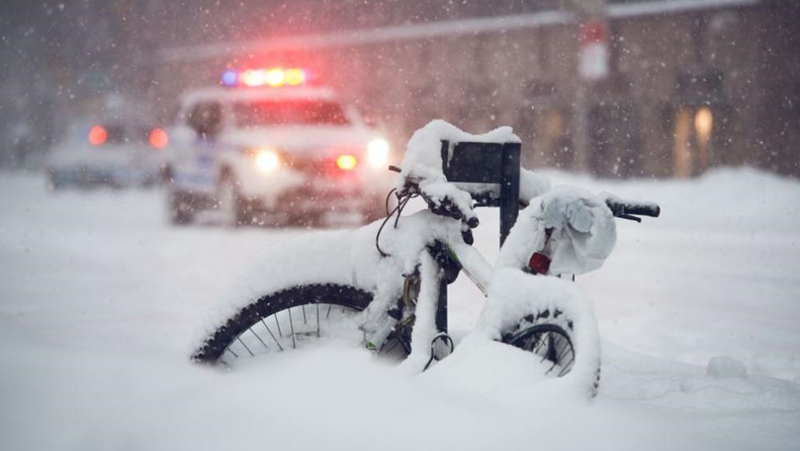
606, 199, 661, 219
626, 203, 661, 217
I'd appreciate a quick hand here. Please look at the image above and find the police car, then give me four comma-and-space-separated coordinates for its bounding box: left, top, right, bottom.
164, 67, 392, 226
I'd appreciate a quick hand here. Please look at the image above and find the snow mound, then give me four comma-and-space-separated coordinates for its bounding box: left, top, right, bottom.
707, 356, 748, 379
475, 268, 601, 397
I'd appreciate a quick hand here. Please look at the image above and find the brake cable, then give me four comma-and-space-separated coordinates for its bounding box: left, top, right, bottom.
375, 186, 418, 257
384, 187, 397, 216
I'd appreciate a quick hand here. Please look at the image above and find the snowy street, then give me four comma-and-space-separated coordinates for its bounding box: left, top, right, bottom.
1, 168, 799, 450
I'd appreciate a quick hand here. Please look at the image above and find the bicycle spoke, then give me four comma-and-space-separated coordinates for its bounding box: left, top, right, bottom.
554, 340, 572, 363
289, 307, 297, 349
533, 334, 547, 354
212, 302, 408, 366
539, 333, 551, 363
237, 337, 255, 357
557, 357, 575, 377
508, 323, 576, 379
249, 328, 269, 351
260, 318, 284, 351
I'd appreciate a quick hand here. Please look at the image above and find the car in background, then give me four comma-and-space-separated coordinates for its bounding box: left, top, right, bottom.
46, 119, 169, 190
163, 67, 393, 226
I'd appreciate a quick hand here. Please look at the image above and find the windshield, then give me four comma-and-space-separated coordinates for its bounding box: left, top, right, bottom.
234, 100, 350, 127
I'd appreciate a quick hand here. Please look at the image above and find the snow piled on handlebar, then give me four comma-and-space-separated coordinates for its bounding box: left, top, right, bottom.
498, 186, 617, 275
399, 119, 519, 183
398, 120, 551, 202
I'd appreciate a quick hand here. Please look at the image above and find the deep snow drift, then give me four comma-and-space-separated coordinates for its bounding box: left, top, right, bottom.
1, 167, 799, 450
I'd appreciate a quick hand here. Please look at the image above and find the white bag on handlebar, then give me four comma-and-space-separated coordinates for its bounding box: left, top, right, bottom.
498, 186, 617, 276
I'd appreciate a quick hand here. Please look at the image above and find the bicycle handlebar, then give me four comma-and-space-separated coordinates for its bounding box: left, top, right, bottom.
388, 165, 661, 224
420, 191, 480, 228
604, 197, 661, 223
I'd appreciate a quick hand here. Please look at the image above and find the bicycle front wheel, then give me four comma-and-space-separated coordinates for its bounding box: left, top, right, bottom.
501, 309, 600, 396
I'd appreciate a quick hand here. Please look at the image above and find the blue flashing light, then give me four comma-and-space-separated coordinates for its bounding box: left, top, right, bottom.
221, 70, 238, 86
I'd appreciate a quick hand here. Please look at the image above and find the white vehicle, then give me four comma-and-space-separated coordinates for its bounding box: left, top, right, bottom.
47, 118, 169, 190
164, 67, 393, 226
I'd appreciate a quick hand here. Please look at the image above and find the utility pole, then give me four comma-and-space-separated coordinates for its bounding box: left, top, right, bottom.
562, 0, 608, 174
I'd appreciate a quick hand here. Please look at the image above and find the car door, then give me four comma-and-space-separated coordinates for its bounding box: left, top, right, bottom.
173, 100, 225, 193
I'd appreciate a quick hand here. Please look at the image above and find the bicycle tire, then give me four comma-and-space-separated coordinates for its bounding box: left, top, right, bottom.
193, 284, 378, 364
501, 310, 601, 396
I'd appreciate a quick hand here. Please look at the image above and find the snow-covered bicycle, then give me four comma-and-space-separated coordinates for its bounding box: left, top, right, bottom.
192, 121, 659, 397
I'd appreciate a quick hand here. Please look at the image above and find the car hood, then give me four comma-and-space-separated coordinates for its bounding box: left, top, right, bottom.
220, 126, 382, 155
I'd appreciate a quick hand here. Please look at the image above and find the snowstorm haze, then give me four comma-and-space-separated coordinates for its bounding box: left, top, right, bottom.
2, 1, 800, 450
3, 0, 796, 177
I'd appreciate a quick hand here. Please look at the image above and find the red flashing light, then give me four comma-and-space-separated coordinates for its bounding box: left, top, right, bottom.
88, 126, 107, 146
149, 128, 169, 149
580, 20, 607, 45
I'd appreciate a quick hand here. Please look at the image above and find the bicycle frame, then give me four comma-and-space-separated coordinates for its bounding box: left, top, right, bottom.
426, 238, 492, 334
386, 184, 626, 369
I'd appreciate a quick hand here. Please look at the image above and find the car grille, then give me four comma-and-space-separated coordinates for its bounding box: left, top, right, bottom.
283, 151, 361, 178
284, 154, 333, 176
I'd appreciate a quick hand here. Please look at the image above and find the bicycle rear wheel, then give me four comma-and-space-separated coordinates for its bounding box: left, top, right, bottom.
193, 284, 407, 365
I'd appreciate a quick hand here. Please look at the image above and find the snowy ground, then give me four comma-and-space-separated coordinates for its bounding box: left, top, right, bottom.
1, 167, 799, 450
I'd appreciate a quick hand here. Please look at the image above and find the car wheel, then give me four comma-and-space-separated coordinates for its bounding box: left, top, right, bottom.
168, 189, 194, 226
47, 171, 63, 192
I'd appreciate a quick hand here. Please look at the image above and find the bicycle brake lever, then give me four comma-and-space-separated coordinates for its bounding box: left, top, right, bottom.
617, 213, 642, 223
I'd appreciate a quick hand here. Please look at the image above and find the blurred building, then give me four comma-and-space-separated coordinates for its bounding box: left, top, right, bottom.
155, 0, 800, 178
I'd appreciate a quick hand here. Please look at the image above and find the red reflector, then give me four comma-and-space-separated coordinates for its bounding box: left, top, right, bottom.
528, 252, 551, 275
88, 126, 107, 145
149, 128, 169, 149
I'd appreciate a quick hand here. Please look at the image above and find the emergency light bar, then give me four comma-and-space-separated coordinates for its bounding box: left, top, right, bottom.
221, 68, 307, 88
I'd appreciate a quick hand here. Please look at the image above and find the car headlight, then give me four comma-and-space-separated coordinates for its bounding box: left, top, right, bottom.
336, 154, 358, 171
250, 148, 281, 173
367, 139, 390, 169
